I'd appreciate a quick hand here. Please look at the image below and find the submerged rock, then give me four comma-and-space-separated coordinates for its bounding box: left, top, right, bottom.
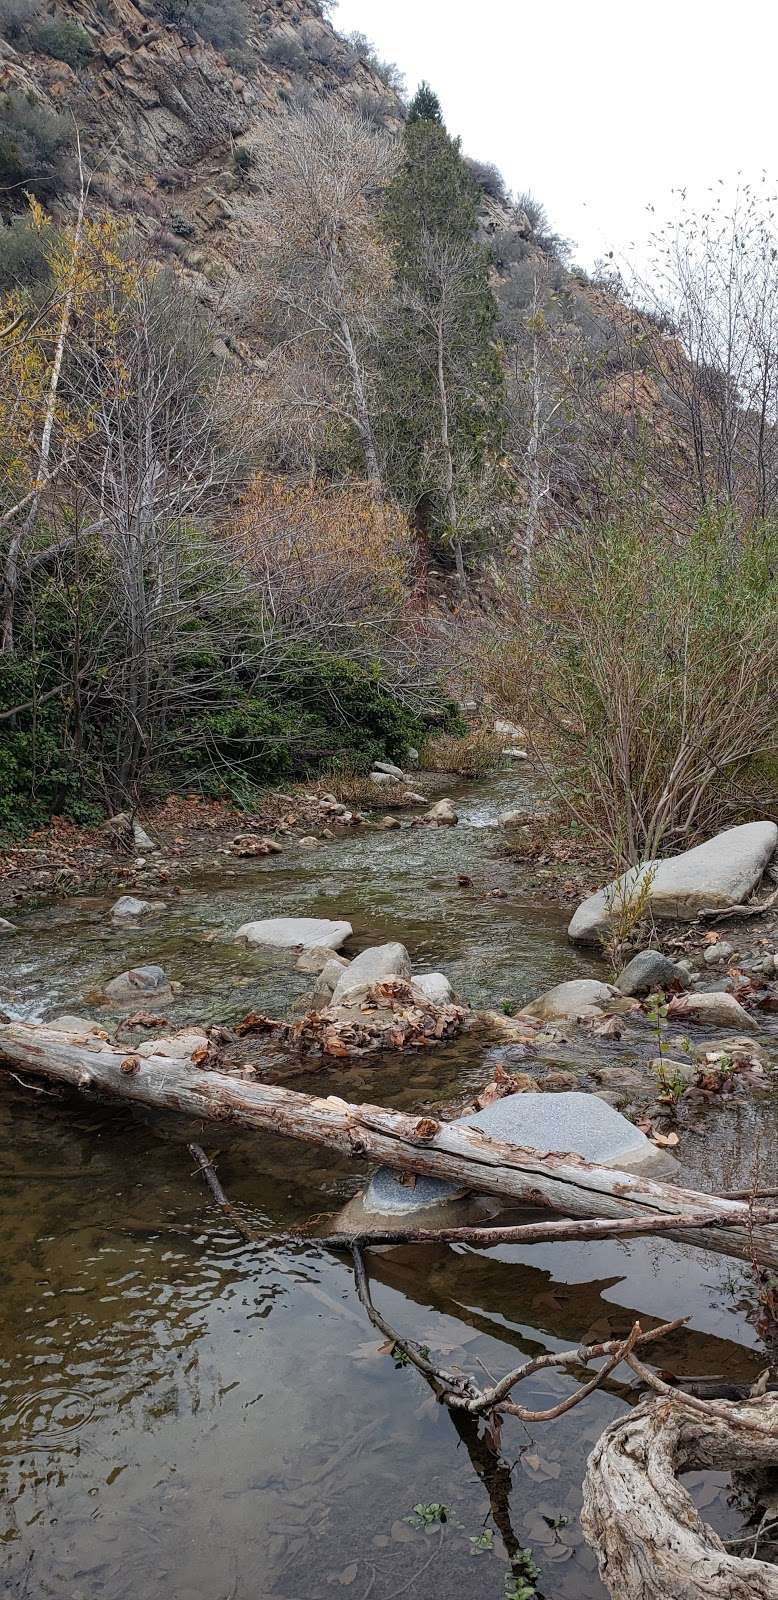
615, 950, 689, 997
331, 942, 412, 1003
109, 895, 164, 924
519, 978, 619, 1022
0, 917, 17, 935
569, 821, 778, 944
234, 917, 352, 950
350, 1090, 673, 1225
104, 964, 174, 1004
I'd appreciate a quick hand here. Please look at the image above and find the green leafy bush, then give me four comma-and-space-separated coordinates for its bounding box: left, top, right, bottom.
0, 212, 51, 290
0, 91, 71, 203
30, 16, 93, 65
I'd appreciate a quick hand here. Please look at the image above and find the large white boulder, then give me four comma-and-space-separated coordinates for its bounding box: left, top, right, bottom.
331, 941, 412, 1002
234, 917, 352, 950
569, 822, 778, 945
519, 978, 619, 1022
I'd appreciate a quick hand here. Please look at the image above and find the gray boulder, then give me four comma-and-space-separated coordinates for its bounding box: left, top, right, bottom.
294, 946, 347, 974
109, 895, 164, 924
356, 1091, 673, 1222
569, 822, 778, 944
667, 990, 758, 1032
48, 1014, 105, 1035
234, 917, 352, 950
310, 957, 352, 1008
703, 940, 735, 966
615, 950, 689, 997
372, 760, 405, 781
331, 941, 412, 1003
132, 819, 156, 851
413, 971, 455, 1005
369, 771, 396, 787
104, 964, 173, 1004
519, 978, 619, 1022
405, 747, 420, 767
0, 916, 17, 935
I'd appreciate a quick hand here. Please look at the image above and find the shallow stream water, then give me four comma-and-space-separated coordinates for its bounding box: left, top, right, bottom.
1, 772, 776, 1599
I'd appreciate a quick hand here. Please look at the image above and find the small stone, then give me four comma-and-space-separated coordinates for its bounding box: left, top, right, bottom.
520, 979, 619, 1023
666, 990, 758, 1032
104, 964, 174, 1004
703, 940, 734, 965
294, 946, 348, 974
502, 747, 528, 761
0, 916, 17, 935
132, 820, 155, 851
379, 815, 401, 829
298, 836, 319, 848
234, 917, 352, 951
372, 760, 405, 780
109, 895, 164, 924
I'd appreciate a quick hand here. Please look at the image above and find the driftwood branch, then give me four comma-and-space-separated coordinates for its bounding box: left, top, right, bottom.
581, 1393, 778, 1599
3, 1020, 778, 1267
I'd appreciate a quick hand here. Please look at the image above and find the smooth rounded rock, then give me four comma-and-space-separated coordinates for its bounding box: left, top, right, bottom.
520, 979, 620, 1023
413, 972, 455, 1005
569, 822, 778, 944
109, 895, 164, 924
234, 917, 352, 951
104, 964, 173, 1004
615, 950, 689, 997
666, 990, 758, 1032
331, 942, 412, 1003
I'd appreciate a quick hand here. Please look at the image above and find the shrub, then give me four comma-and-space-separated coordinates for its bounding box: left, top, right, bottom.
159, 0, 251, 51
515, 190, 568, 262
343, 30, 404, 94
522, 511, 778, 864
269, 647, 424, 769
232, 142, 252, 178
422, 726, 505, 776
0, 91, 71, 202
262, 33, 307, 72
464, 157, 508, 204
170, 210, 195, 237
0, 211, 51, 290
0, 0, 40, 44
30, 15, 93, 66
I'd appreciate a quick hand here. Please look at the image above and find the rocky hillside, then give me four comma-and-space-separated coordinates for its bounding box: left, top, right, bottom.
0, 0, 402, 297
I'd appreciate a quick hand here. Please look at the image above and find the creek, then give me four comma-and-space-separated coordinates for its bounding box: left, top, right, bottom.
1, 770, 776, 1599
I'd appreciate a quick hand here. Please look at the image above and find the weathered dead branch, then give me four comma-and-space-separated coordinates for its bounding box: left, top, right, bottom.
3, 1019, 778, 1268
581, 1392, 778, 1599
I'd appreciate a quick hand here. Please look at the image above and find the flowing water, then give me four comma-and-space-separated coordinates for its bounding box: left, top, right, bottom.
1, 772, 776, 1599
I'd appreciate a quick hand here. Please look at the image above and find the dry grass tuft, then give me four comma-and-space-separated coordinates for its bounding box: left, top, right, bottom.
422, 727, 505, 777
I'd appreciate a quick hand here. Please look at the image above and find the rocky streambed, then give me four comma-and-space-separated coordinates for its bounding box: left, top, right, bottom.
1, 770, 778, 1600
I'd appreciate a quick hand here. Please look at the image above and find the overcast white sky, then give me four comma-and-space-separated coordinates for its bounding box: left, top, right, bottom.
332, 0, 778, 270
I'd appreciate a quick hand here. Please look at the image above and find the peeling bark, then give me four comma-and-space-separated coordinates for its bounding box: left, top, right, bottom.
581, 1395, 778, 1599
2, 1020, 778, 1269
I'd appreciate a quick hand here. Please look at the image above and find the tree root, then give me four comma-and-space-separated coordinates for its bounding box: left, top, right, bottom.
581, 1392, 778, 1599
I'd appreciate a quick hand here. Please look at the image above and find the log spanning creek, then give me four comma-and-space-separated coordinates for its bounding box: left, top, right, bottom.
1, 772, 777, 1600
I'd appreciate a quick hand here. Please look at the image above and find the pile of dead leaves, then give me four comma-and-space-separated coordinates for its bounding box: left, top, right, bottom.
235, 980, 468, 1059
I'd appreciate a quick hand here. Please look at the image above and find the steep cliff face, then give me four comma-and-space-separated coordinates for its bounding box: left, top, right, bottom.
0, 0, 401, 293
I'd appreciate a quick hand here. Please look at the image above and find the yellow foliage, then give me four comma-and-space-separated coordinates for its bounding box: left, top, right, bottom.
0, 201, 145, 502
235, 475, 415, 611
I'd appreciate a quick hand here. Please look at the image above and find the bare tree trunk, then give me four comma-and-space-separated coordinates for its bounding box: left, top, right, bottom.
1, 151, 86, 654
337, 310, 382, 495
582, 1395, 778, 1599
2, 1021, 778, 1269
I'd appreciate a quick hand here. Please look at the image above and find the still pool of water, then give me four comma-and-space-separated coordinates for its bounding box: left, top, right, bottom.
1, 773, 776, 1598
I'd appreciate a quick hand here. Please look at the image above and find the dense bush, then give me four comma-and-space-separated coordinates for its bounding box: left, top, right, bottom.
30, 16, 93, 65
464, 157, 508, 204
515, 190, 568, 262
262, 33, 307, 72
0, 0, 40, 43
0, 91, 70, 202
158, 0, 251, 52
0, 212, 51, 290
519, 512, 778, 862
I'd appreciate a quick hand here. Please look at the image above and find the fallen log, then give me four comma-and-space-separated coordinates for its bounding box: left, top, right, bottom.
2, 1019, 778, 1269
581, 1393, 778, 1599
